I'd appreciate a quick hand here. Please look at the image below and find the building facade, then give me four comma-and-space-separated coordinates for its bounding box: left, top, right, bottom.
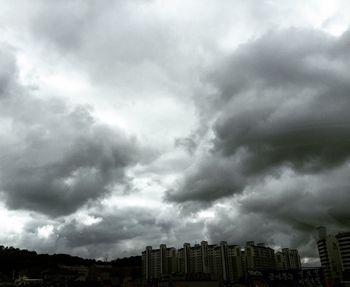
316, 226, 343, 283
142, 240, 295, 284
336, 231, 350, 280
245, 241, 275, 271
142, 245, 177, 280
275, 248, 301, 271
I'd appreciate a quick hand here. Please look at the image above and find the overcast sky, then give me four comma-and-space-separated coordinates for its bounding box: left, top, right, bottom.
1, 0, 350, 265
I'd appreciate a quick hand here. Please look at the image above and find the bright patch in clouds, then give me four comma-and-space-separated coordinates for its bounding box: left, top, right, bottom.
37, 225, 54, 239
0, 204, 28, 236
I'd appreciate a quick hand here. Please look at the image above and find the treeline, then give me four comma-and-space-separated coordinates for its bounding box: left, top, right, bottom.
0, 245, 141, 279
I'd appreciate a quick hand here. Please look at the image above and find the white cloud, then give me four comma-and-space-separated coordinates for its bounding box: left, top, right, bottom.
37, 225, 54, 239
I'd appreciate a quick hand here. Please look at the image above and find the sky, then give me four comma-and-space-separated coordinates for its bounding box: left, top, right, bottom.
0, 0, 350, 265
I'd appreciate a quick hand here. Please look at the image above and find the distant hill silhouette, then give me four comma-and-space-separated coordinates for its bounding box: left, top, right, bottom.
0, 245, 141, 279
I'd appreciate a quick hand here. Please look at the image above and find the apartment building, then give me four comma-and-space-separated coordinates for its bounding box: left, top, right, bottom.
275, 248, 302, 271
142, 240, 285, 284
245, 241, 275, 271
336, 231, 350, 280
316, 226, 343, 283
142, 245, 177, 280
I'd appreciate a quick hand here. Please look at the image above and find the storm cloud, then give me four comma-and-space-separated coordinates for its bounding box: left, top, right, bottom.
0, 48, 142, 217
1, 0, 350, 263
164, 28, 350, 262
168, 28, 350, 202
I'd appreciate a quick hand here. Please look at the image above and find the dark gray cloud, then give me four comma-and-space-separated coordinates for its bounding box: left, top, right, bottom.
8, 203, 207, 259
59, 210, 159, 249
238, 167, 350, 231
0, 48, 143, 217
1, 0, 350, 263
165, 28, 350, 262
0, 47, 17, 96
168, 28, 350, 203
4, 206, 160, 259
203, 164, 350, 261
166, 156, 245, 203
174, 137, 198, 154
205, 208, 320, 261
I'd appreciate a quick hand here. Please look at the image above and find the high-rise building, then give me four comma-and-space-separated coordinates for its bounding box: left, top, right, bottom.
336, 231, 350, 280
206, 243, 217, 276
275, 251, 285, 270
191, 243, 203, 273
227, 244, 244, 282
316, 226, 343, 282
142, 240, 297, 284
176, 245, 186, 274
183, 242, 191, 274
142, 244, 177, 280
245, 241, 275, 271
177, 242, 210, 275
142, 246, 161, 280
275, 248, 301, 271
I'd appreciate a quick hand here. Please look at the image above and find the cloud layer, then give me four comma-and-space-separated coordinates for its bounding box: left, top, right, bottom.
169, 28, 350, 202
166, 28, 350, 260
1, 0, 350, 263
0, 48, 141, 217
